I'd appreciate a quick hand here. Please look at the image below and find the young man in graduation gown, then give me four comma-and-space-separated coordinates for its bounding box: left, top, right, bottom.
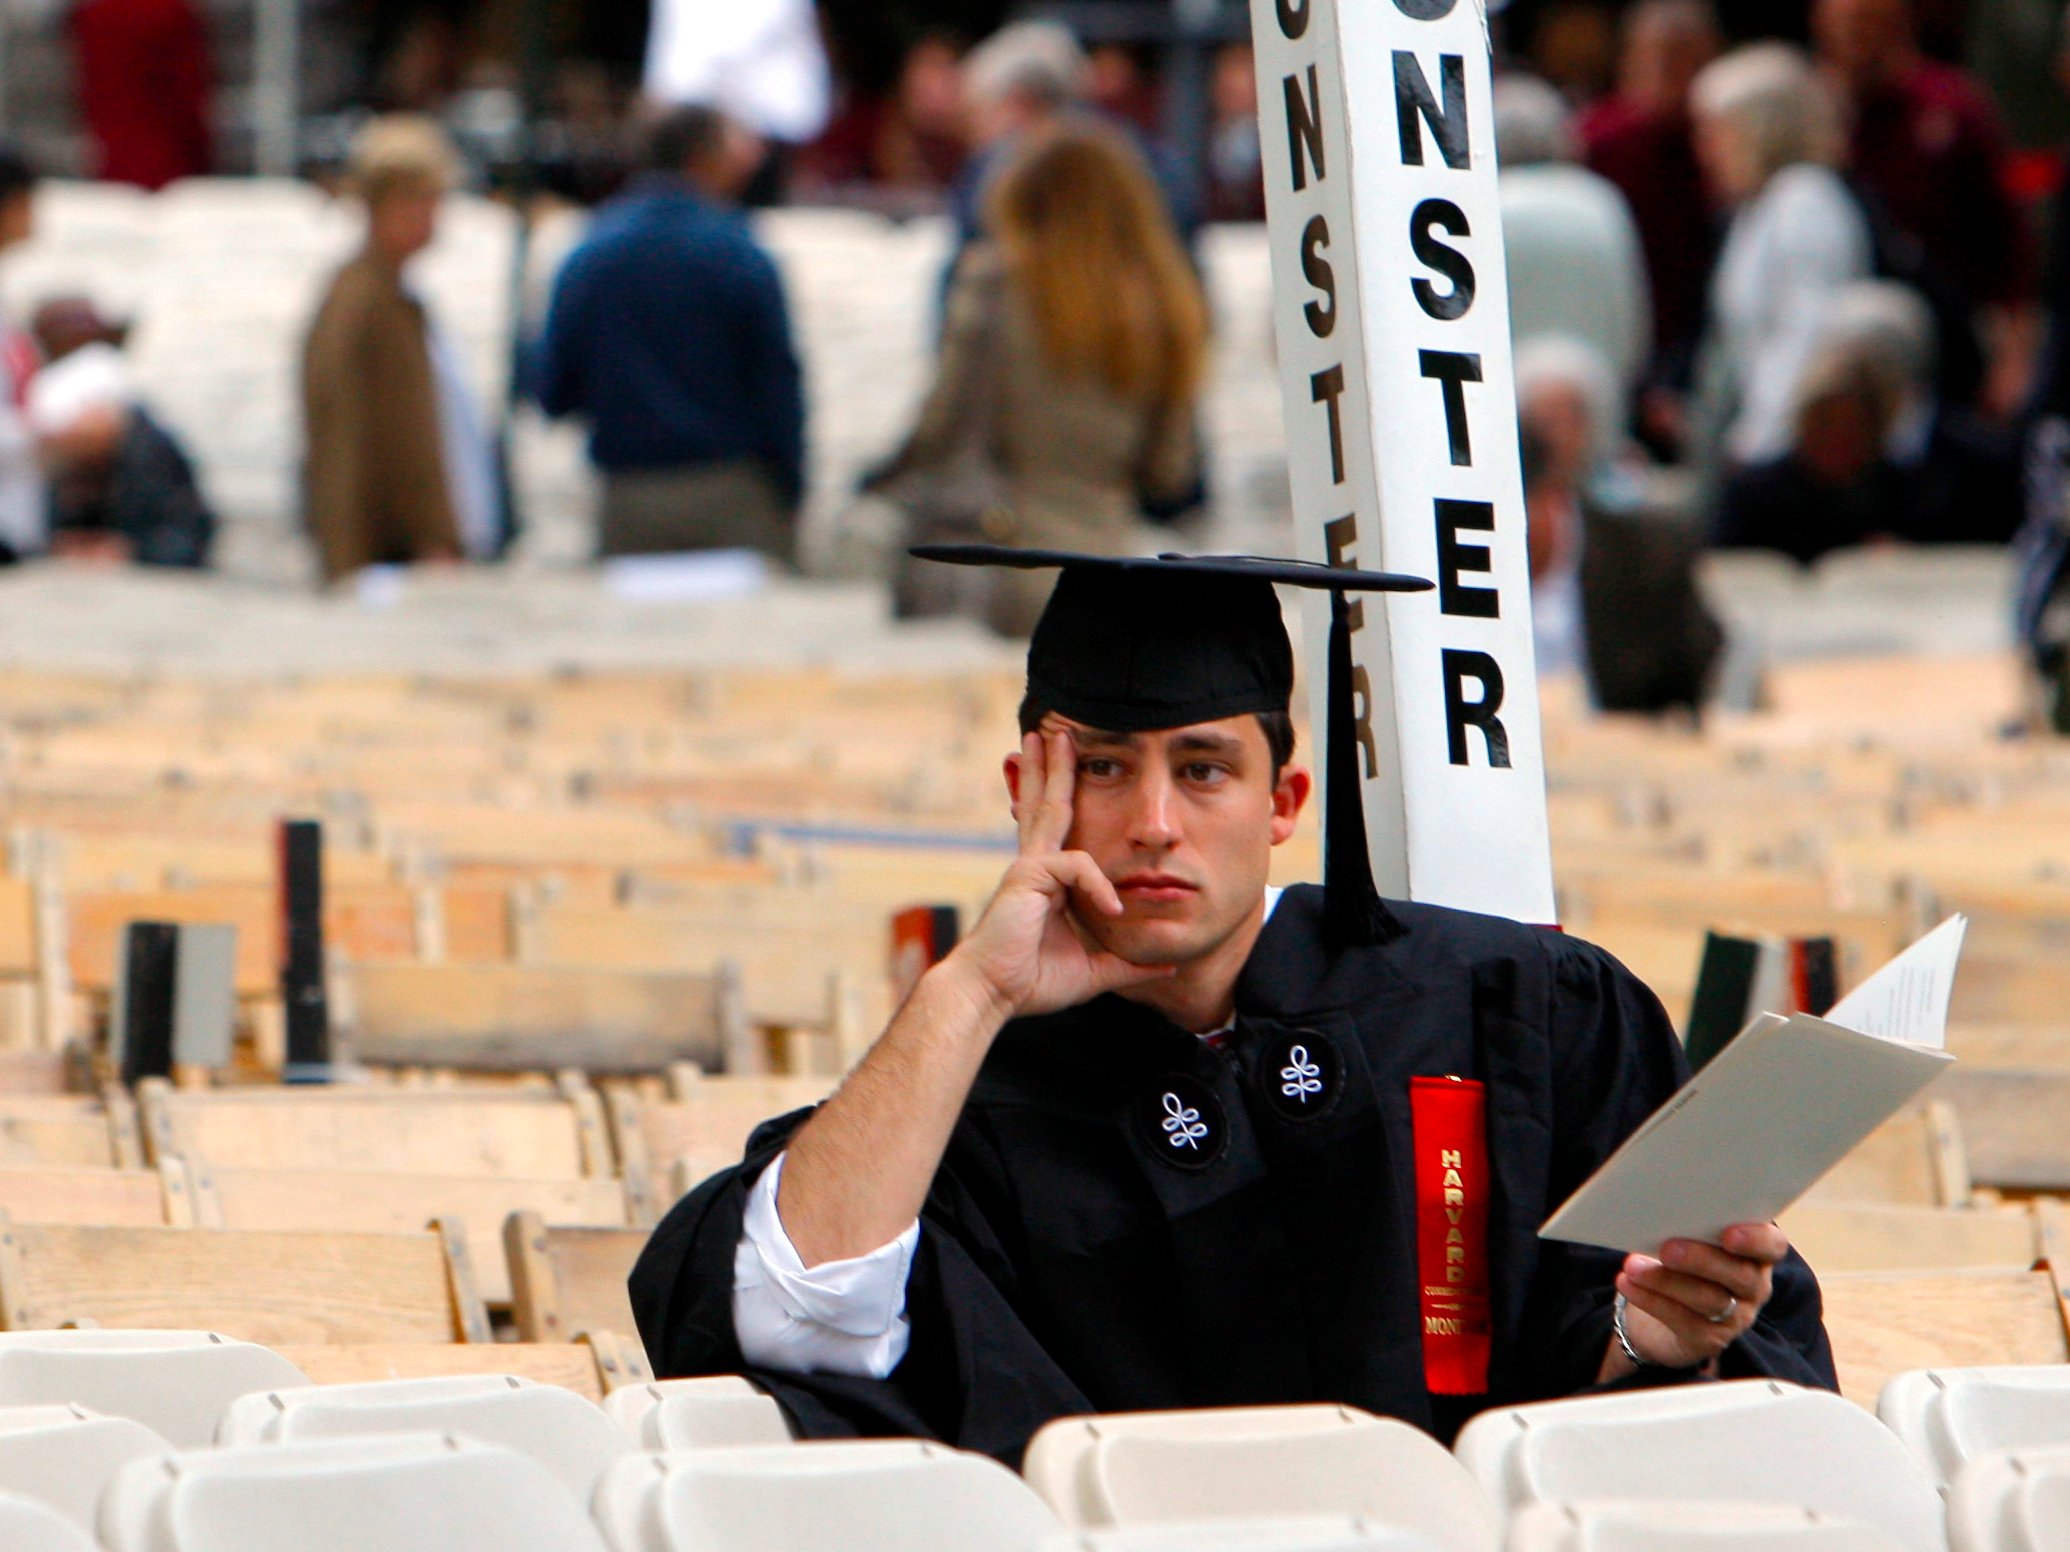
630, 548, 1838, 1464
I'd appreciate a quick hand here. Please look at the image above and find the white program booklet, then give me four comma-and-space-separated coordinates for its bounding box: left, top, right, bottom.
1538, 916, 1966, 1255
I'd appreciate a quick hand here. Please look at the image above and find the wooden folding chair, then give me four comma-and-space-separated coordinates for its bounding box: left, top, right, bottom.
0, 1221, 491, 1345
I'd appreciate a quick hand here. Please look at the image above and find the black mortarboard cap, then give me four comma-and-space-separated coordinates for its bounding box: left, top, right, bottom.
910, 545, 1434, 949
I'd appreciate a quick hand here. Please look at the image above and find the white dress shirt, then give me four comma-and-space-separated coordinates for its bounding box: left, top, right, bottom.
733, 887, 1285, 1379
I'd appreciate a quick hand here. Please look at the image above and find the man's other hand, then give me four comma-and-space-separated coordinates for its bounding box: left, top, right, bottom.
950, 728, 1174, 1021
1611, 1221, 1788, 1373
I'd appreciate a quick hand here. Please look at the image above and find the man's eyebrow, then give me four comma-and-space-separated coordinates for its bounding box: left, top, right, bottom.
1061, 725, 1140, 750
1170, 731, 1246, 755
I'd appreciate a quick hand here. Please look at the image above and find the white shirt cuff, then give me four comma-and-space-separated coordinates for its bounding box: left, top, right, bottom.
731, 1152, 917, 1378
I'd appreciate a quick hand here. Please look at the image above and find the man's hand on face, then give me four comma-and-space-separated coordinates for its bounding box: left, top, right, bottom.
952, 728, 1175, 1021
1611, 1221, 1788, 1373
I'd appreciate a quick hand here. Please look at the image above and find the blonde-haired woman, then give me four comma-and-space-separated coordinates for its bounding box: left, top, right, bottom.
880, 121, 1208, 635
1688, 42, 1872, 476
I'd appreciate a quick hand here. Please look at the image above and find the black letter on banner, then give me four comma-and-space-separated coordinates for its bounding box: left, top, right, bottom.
1311, 366, 1347, 484
1393, 53, 1469, 169
1277, 0, 1310, 39
1443, 650, 1511, 768
1434, 498, 1498, 616
1324, 513, 1364, 632
1393, 0, 1458, 17
1284, 66, 1325, 191
1418, 350, 1481, 465
1302, 216, 1336, 338
1410, 199, 1474, 321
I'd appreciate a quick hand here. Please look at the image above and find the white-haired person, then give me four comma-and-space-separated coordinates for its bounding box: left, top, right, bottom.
1516, 336, 1723, 714
1687, 43, 1872, 484
944, 21, 1199, 282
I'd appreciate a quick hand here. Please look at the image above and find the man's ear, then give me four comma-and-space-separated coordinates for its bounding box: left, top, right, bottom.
1004, 752, 1024, 809
1269, 764, 1313, 845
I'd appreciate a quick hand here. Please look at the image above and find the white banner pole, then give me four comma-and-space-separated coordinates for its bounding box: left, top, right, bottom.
1248, 0, 1555, 925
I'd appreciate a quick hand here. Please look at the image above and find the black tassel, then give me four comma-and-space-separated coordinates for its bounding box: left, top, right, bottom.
1322, 589, 1406, 949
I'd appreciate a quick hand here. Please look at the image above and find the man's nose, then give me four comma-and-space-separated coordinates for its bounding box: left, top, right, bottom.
1127, 767, 1179, 849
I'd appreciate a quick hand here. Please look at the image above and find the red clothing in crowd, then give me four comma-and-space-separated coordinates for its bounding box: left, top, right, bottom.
1848, 58, 2032, 308
1578, 95, 1716, 360
71, 0, 214, 191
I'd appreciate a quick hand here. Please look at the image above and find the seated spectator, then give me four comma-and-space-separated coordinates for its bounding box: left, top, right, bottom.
872, 122, 1207, 636
1496, 74, 1653, 401
1718, 282, 2023, 565
1688, 43, 1872, 480
28, 298, 214, 568
1578, 0, 1722, 414
534, 106, 803, 563
301, 116, 500, 585
1518, 337, 1723, 714
0, 144, 42, 564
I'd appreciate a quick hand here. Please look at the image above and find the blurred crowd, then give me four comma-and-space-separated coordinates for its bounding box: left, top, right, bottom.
10, 0, 2070, 715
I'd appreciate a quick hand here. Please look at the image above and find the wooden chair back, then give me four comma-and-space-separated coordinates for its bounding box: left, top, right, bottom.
1928, 1068, 2070, 1193
1779, 1202, 2040, 1274
180, 1160, 634, 1305
1820, 1266, 2070, 1407
0, 1166, 179, 1227
1799, 1102, 1969, 1208
605, 1071, 831, 1223
136, 1076, 613, 1179
0, 1221, 491, 1345
503, 1210, 649, 1348
335, 961, 749, 1075
0, 1091, 143, 1170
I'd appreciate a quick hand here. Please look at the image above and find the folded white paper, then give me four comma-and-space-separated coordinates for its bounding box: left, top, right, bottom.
1538, 917, 1965, 1255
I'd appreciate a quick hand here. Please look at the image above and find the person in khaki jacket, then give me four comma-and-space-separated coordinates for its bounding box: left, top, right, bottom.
302, 116, 495, 583
879, 121, 1208, 635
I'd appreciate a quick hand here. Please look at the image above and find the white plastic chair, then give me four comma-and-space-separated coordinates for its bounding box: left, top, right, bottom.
592, 1439, 1060, 1552
0, 1329, 310, 1447
0, 1403, 168, 1529
1879, 1366, 2070, 1486
1024, 1404, 1498, 1552
1453, 1381, 1944, 1552
603, 1377, 792, 1449
1946, 1440, 2070, 1552
0, 1486, 102, 1551
1037, 1518, 1443, 1550
215, 1373, 632, 1501
1024, 1406, 1404, 1529
1505, 1500, 1911, 1551
99, 1433, 611, 1552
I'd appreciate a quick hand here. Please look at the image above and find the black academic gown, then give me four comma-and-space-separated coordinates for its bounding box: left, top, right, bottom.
630, 887, 1837, 1466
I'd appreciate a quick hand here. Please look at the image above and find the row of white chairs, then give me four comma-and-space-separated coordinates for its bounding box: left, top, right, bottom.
0, 1327, 2067, 1551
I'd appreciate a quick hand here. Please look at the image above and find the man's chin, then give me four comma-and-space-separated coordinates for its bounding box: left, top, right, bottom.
1087, 913, 1215, 970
